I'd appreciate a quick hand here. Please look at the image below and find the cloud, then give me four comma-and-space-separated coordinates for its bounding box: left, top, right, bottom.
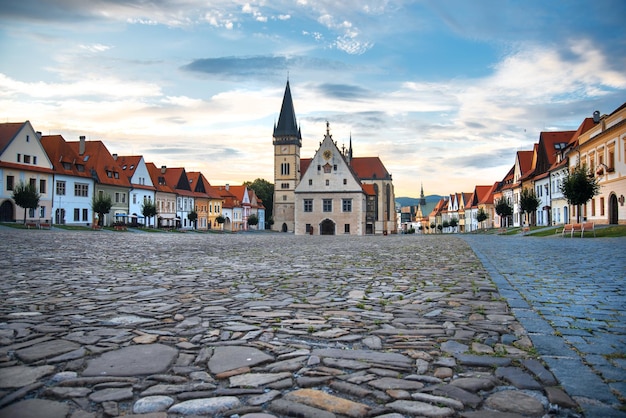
316, 83, 371, 100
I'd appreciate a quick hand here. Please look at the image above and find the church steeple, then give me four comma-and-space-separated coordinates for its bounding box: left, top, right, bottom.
273, 81, 302, 146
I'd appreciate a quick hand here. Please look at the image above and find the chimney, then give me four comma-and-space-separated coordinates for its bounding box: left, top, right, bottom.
161, 165, 166, 174
36, 131, 42, 138
112, 153, 118, 160
225, 183, 229, 191
593, 110, 600, 123
79, 136, 86, 155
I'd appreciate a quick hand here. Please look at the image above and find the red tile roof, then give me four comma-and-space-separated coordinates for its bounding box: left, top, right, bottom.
0, 122, 24, 153
146, 162, 176, 194
300, 156, 391, 181
67, 140, 131, 187
40, 135, 92, 178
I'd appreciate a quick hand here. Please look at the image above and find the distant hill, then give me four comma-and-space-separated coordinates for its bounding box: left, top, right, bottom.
396, 195, 442, 207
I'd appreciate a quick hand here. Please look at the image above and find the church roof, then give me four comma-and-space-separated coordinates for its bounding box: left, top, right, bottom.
300, 156, 391, 182
273, 81, 301, 139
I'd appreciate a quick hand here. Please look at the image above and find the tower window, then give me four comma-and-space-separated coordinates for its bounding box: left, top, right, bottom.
281, 163, 290, 175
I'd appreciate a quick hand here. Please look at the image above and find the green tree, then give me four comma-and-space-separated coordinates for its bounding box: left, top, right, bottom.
92, 194, 112, 226
442, 220, 450, 232
560, 164, 600, 223
520, 188, 541, 226
141, 200, 157, 228
476, 207, 488, 228
216, 214, 225, 230
244, 179, 274, 227
12, 181, 40, 224
437, 224, 443, 233
247, 213, 259, 228
449, 218, 458, 232
495, 197, 513, 228
188, 210, 198, 229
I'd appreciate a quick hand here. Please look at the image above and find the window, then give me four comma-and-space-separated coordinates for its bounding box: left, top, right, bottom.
82, 208, 88, 221
323, 163, 331, 173
133, 194, 137, 204
76, 164, 85, 172
75, 183, 89, 197
6, 175, 14, 191
40, 207, 45, 218
74, 208, 80, 221
343, 179, 347, 185
591, 198, 596, 216
283, 195, 287, 201
281, 163, 290, 175
308, 179, 312, 185
306, 224, 311, 233
17, 153, 21, 162
281, 183, 289, 189
107, 171, 112, 178
608, 144, 615, 171
62, 162, 71, 170
333, 165, 337, 171
29, 178, 36, 188
56, 181, 66, 195
24, 155, 31, 164
115, 193, 120, 203
323, 199, 332, 212
342, 199, 352, 212
39, 179, 46, 194
114, 172, 119, 179
600, 197, 605, 216
325, 179, 329, 186
33, 156, 37, 165
304, 199, 313, 212
344, 224, 350, 234
29, 208, 35, 218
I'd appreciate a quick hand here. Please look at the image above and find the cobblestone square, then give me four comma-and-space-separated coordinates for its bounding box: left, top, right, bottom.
0, 229, 624, 417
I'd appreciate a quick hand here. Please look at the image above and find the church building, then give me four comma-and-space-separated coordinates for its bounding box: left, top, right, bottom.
272, 81, 396, 235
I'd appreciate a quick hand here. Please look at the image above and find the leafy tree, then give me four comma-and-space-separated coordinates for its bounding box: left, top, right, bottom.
442, 220, 450, 232
247, 213, 259, 228
12, 181, 40, 224
244, 179, 274, 227
520, 188, 541, 226
188, 210, 198, 228
495, 197, 513, 227
141, 200, 157, 228
437, 224, 443, 233
560, 164, 600, 223
430, 222, 436, 231
92, 194, 112, 226
216, 215, 225, 229
477, 207, 488, 228
449, 218, 458, 232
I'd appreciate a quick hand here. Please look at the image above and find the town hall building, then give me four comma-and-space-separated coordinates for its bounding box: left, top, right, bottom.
272, 81, 396, 235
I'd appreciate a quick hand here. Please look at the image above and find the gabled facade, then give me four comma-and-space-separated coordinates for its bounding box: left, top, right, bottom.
188, 171, 223, 230
146, 163, 177, 228
294, 123, 367, 235
272, 81, 396, 235
159, 167, 194, 229
40, 134, 95, 226
0, 122, 54, 223
574, 104, 626, 225
67, 137, 131, 226
215, 185, 240, 231
512, 150, 534, 226
116, 155, 156, 227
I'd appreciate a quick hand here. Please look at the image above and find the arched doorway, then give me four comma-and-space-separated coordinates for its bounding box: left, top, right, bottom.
563, 206, 569, 224
320, 219, 335, 235
609, 193, 618, 224
55, 208, 66, 224
281, 223, 288, 232
0, 200, 14, 222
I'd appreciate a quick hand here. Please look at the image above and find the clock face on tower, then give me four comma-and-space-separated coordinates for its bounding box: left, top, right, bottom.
281, 146, 288, 154
323, 150, 332, 160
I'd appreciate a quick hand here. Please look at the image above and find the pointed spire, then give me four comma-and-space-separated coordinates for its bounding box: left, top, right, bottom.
348, 132, 353, 161
273, 80, 301, 141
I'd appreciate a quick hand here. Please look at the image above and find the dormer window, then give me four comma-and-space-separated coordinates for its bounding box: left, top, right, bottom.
106, 171, 112, 178
114, 172, 119, 179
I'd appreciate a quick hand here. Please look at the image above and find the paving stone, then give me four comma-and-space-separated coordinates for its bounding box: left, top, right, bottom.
14, 339, 80, 363
387, 400, 455, 417
284, 388, 370, 417
495, 366, 542, 390
484, 390, 545, 416
449, 377, 496, 392
269, 398, 335, 418
82, 344, 177, 377
367, 377, 424, 391
133, 396, 175, 413
168, 396, 241, 415
229, 372, 292, 388
88, 387, 134, 402
0, 398, 70, 418
0, 365, 55, 388
208, 346, 274, 374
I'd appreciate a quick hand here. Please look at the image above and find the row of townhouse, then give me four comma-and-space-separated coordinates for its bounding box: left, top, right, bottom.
404, 102, 626, 231
0, 121, 265, 231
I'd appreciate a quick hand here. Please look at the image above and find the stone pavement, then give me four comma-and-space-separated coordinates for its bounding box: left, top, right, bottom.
0, 228, 619, 417
461, 234, 626, 418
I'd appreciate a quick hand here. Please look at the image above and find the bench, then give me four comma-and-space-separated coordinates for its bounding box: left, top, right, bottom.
25, 222, 38, 229
561, 222, 595, 237
522, 226, 530, 235
39, 223, 51, 230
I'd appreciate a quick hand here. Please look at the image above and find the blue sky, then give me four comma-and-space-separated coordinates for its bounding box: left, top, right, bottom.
1, 0, 625, 197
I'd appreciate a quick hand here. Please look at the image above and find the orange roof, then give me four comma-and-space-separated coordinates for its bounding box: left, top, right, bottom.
40, 135, 92, 179
361, 183, 376, 195
67, 140, 131, 187
471, 185, 493, 207
146, 162, 176, 194
187, 171, 223, 200
0, 122, 25, 153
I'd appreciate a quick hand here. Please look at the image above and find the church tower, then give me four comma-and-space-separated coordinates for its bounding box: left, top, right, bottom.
272, 81, 302, 232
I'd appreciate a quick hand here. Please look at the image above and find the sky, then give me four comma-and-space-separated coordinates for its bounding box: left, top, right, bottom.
1, 1, 625, 198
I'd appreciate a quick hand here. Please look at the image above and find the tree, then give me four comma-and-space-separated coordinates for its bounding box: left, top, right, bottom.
560, 164, 600, 223
449, 218, 458, 232
442, 220, 450, 232
247, 213, 259, 228
244, 179, 274, 228
476, 208, 488, 229
216, 215, 225, 231
519, 188, 541, 226
92, 194, 112, 226
188, 210, 198, 229
141, 200, 157, 228
437, 224, 443, 233
12, 182, 40, 224
495, 197, 513, 227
